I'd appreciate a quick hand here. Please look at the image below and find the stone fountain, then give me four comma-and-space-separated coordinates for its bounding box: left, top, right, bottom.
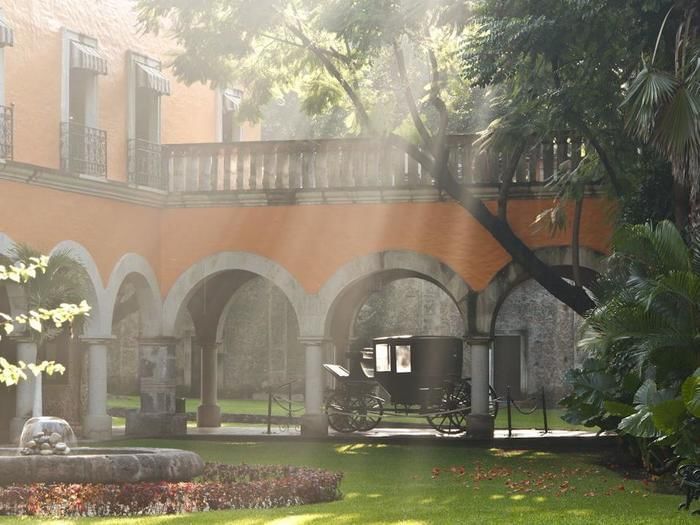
0, 417, 203, 485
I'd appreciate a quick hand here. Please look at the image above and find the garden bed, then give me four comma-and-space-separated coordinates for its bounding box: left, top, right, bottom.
0, 462, 343, 517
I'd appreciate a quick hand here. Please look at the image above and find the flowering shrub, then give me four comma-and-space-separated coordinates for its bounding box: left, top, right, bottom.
0, 463, 343, 517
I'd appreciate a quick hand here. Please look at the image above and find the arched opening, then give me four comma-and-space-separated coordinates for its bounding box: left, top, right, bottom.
108, 271, 164, 436
490, 266, 598, 402
165, 263, 303, 428
218, 277, 303, 400
326, 269, 467, 381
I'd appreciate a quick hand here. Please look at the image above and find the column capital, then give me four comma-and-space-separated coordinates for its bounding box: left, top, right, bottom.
80, 335, 116, 346
298, 336, 330, 346
464, 335, 492, 346
8, 334, 35, 344
138, 336, 177, 346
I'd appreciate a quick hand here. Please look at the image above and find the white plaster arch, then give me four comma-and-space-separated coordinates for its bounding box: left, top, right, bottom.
49, 240, 107, 336
314, 250, 471, 338
162, 252, 306, 337
475, 245, 606, 335
105, 253, 163, 337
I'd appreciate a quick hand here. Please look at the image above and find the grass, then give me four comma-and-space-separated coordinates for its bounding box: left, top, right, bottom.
0, 439, 694, 524
108, 395, 593, 431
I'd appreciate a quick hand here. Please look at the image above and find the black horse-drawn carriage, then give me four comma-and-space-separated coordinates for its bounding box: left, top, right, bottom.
323, 335, 498, 434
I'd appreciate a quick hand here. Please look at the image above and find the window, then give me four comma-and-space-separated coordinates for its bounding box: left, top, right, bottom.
395, 345, 411, 373
127, 53, 170, 188
0, 10, 13, 160
375, 344, 391, 372
221, 88, 243, 142
61, 31, 107, 176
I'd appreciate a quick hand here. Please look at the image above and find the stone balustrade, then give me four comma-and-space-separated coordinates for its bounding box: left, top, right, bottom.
161, 134, 585, 193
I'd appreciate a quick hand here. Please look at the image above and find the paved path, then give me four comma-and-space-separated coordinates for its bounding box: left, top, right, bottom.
108, 425, 615, 451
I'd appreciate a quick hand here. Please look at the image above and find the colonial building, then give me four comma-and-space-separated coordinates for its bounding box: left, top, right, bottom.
0, 0, 610, 442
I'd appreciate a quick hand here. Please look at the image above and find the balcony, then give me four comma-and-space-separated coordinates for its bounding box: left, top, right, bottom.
128, 138, 164, 190
60, 122, 107, 177
159, 134, 581, 193
0, 104, 13, 160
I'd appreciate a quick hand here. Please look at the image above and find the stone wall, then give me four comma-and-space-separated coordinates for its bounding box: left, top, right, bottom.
495, 279, 584, 401
220, 277, 304, 397
108, 310, 140, 395
352, 278, 468, 373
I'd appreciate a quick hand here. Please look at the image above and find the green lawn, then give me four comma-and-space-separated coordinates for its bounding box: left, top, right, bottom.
108, 395, 593, 431
1, 439, 693, 524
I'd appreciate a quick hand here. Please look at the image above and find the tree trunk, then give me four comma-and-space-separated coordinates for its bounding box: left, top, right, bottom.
572, 198, 583, 287
440, 165, 595, 316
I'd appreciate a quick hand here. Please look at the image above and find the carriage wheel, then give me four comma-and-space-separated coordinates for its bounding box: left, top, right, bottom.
427, 382, 471, 434
348, 393, 383, 432
325, 392, 355, 433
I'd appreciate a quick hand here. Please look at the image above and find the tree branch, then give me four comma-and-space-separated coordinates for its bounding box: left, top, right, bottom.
392, 41, 433, 147
286, 24, 375, 134
497, 141, 526, 222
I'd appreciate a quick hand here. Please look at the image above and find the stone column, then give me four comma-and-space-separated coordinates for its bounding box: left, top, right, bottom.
197, 341, 221, 427
9, 338, 37, 443
466, 335, 494, 439
125, 337, 186, 437
81, 336, 113, 440
300, 337, 328, 436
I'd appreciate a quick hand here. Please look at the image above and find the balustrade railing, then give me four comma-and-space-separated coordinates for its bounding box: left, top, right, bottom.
60, 122, 107, 177
161, 134, 586, 193
128, 138, 164, 189
0, 104, 13, 160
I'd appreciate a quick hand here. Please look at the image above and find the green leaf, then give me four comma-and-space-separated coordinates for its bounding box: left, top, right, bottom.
604, 400, 635, 417
28, 317, 42, 333
619, 406, 660, 438
650, 398, 686, 434
681, 371, 700, 417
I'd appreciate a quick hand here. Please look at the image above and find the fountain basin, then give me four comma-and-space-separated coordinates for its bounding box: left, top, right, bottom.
0, 447, 204, 485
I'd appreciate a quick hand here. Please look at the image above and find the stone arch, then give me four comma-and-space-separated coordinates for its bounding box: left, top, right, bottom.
476, 246, 606, 336
162, 252, 306, 338
316, 250, 471, 340
105, 253, 162, 337
49, 240, 106, 336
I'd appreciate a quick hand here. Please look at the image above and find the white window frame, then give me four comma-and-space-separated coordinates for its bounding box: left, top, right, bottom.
61, 29, 99, 128
127, 51, 163, 145
216, 86, 244, 142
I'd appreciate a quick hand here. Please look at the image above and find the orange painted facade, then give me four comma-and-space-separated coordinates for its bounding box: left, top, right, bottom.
0, 0, 259, 181
1, 178, 613, 295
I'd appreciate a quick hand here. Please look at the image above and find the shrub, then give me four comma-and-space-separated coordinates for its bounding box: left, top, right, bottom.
0, 463, 343, 517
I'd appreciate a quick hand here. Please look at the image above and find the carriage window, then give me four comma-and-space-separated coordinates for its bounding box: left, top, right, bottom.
375, 344, 391, 372
396, 345, 411, 373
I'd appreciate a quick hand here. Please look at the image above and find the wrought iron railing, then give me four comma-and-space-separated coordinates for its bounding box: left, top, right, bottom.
161, 134, 585, 192
0, 104, 13, 160
128, 138, 164, 189
60, 122, 107, 177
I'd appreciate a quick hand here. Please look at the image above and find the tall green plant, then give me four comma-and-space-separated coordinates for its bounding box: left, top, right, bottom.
0, 247, 91, 386
562, 221, 700, 470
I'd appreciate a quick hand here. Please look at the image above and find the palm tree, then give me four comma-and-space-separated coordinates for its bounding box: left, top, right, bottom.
6, 243, 89, 416
623, 4, 699, 233
581, 220, 700, 384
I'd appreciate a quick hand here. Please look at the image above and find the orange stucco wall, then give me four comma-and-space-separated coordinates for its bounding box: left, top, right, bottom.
0, 0, 260, 182
0, 179, 613, 295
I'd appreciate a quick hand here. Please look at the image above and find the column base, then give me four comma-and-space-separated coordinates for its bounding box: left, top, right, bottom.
467, 414, 495, 440
9, 416, 29, 444
82, 415, 113, 441
197, 404, 221, 427
301, 414, 328, 437
125, 411, 187, 438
